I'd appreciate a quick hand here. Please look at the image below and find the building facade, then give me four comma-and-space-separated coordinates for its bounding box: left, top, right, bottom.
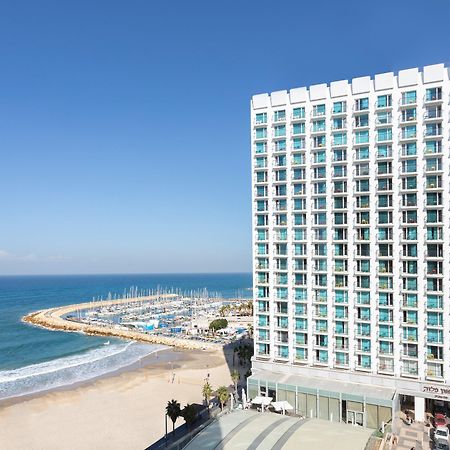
248, 63, 450, 427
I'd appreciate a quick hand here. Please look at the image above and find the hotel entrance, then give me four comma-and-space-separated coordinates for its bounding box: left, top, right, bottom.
248, 372, 393, 429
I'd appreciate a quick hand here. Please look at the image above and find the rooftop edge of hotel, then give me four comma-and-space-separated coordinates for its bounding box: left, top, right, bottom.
252, 63, 450, 108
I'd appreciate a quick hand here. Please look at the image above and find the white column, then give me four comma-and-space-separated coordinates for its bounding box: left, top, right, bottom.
414, 396, 425, 422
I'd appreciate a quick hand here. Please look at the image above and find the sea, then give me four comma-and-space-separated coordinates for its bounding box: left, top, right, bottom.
0, 273, 252, 400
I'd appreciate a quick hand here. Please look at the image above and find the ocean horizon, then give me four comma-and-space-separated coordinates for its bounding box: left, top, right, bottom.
0, 272, 252, 400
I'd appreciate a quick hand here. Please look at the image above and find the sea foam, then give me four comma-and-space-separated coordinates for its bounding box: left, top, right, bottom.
0, 341, 164, 400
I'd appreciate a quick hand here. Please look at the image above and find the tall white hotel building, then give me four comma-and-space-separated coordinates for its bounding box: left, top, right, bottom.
248, 63, 450, 428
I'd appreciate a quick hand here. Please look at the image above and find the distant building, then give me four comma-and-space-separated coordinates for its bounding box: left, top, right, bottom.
248, 63, 450, 427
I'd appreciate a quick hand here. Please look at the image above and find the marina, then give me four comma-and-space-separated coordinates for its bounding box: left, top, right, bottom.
23, 286, 253, 349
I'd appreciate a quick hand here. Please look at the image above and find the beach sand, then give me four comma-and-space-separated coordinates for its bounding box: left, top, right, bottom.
0, 347, 236, 450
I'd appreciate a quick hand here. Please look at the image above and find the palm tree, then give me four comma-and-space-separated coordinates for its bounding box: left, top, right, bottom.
231, 369, 240, 399
217, 386, 229, 411
181, 404, 197, 430
202, 381, 213, 409
166, 399, 181, 437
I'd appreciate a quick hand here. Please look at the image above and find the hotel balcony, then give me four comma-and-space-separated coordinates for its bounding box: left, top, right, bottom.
401, 366, 419, 378
424, 91, 443, 104
378, 362, 395, 375
398, 113, 417, 124
399, 97, 417, 107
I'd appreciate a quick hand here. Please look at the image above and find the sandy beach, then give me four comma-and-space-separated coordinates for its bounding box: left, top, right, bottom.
0, 347, 235, 450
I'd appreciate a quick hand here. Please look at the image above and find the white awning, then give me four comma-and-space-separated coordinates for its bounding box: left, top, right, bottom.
251, 396, 273, 406
272, 401, 294, 412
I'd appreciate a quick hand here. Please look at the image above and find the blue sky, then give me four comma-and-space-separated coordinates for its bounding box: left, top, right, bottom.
0, 0, 449, 275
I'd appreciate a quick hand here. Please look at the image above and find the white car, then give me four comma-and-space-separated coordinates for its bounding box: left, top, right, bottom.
434, 426, 450, 447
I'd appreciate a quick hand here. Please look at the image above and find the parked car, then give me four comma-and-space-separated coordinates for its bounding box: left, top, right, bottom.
434, 426, 450, 447
436, 443, 450, 450
435, 413, 447, 428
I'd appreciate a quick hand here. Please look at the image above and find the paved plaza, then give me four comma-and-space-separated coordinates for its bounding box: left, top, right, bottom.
184, 410, 373, 450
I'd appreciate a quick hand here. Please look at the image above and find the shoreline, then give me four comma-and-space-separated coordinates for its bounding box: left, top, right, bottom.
0, 346, 234, 450
0, 345, 185, 407
22, 294, 220, 351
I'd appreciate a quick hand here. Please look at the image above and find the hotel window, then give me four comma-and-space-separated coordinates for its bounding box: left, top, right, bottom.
401, 125, 416, 139
294, 168, 306, 180
255, 157, 267, 168
292, 107, 305, 119
332, 101, 346, 114
402, 142, 417, 156
332, 132, 347, 146
294, 199, 306, 211
273, 140, 286, 152
312, 120, 326, 132
274, 125, 286, 137
293, 122, 306, 135
294, 214, 306, 225
334, 213, 347, 225
293, 154, 305, 165
378, 228, 392, 240
275, 214, 287, 226
332, 117, 346, 129
313, 135, 326, 147
376, 111, 392, 125
313, 151, 326, 164
333, 165, 347, 177
313, 104, 326, 117
275, 185, 287, 196
426, 210, 442, 224
426, 141, 442, 154
255, 112, 267, 124
256, 215, 268, 226
256, 186, 267, 197
402, 91, 417, 105
402, 193, 417, 207
425, 123, 442, 137
293, 137, 305, 149
355, 114, 369, 128
402, 176, 417, 190
333, 149, 346, 162
377, 94, 392, 108
256, 171, 267, 182
255, 127, 267, 139
425, 87, 442, 101
401, 108, 416, 122
293, 183, 305, 195
355, 147, 369, 160
403, 227, 417, 240
427, 295, 443, 309
355, 130, 369, 144
314, 182, 326, 194
275, 155, 286, 167
275, 170, 286, 181
274, 110, 286, 122
377, 128, 392, 142
378, 178, 393, 191
255, 142, 267, 154
377, 162, 392, 175
313, 167, 326, 179
355, 97, 369, 111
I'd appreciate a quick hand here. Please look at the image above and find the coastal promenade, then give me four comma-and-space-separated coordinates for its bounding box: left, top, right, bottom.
22, 294, 220, 350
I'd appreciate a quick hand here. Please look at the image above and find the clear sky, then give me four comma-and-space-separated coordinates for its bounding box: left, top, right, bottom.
0, 0, 449, 275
